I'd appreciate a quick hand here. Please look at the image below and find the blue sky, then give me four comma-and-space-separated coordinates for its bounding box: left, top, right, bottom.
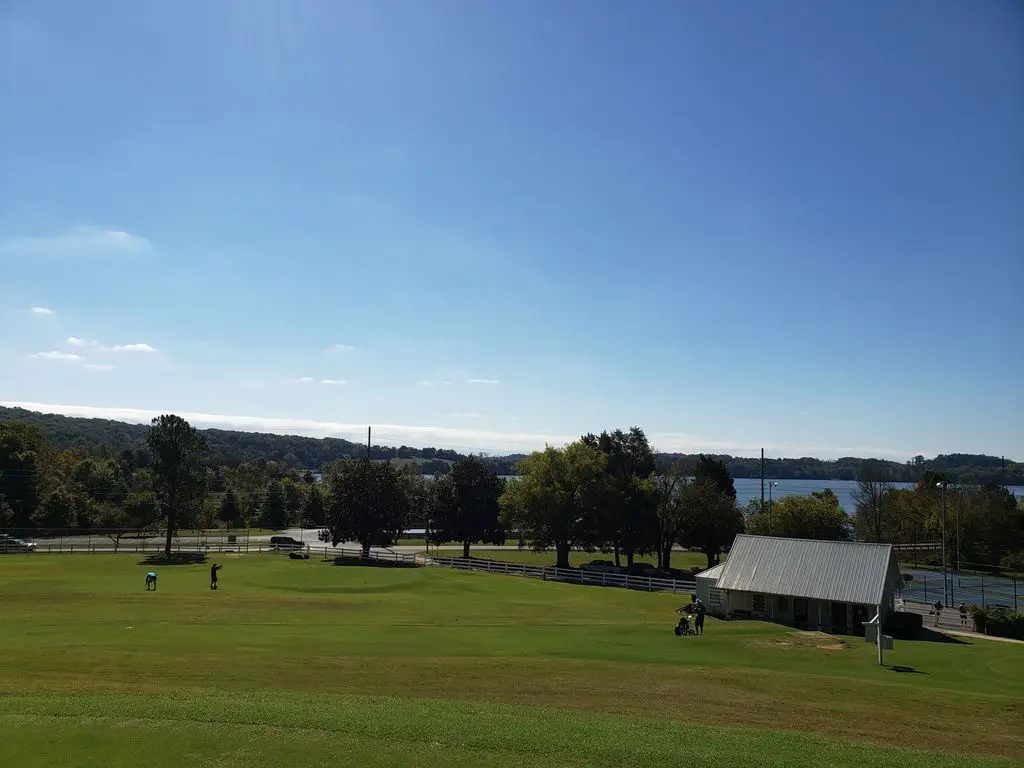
1, 0, 1022, 460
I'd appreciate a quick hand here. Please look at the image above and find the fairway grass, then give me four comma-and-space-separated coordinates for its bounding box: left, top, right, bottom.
1, 556, 1021, 767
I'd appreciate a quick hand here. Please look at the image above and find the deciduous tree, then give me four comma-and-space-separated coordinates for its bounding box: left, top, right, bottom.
33, 486, 81, 531
582, 427, 658, 567
321, 459, 409, 556
694, 455, 737, 501
303, 483, 326, 527
282, 479, 304, 526
219, 489, 241, 527
651, 463, 688, 571
854, 460, 893, 542
260, 480, 288, 529
426, 456, 504, 558
499, 441, 606, 568
0, 423, 44, 529
148, 414, 208, 556
746, 490, 851, 540
679, 480, 743, 568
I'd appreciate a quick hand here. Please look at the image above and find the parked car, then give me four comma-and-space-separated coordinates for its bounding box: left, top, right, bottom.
580, 559, 618, 572
268, 535, 306, 552
0, 534, 37, 553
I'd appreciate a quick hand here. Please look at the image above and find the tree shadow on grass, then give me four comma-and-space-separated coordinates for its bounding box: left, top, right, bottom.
888, 665, 927, 675
328, 555, 419, 569
137, 552, 208, 566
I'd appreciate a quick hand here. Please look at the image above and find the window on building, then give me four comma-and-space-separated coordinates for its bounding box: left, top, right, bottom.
752, 593, 766, 613
777, 596, 790, 612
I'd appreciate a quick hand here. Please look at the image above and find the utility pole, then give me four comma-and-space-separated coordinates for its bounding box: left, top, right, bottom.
760, 448, 765, 512
367, 427, 371, 459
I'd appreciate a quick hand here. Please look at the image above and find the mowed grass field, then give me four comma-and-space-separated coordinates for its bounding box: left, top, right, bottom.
0, 556, 1021, 767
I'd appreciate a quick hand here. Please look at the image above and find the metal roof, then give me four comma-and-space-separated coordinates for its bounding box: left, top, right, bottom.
695, 563, 726, 581
713, 535, 901, 606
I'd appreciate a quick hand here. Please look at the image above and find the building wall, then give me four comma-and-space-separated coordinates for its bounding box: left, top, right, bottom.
723, 589, 884, 635
697, 576, 727, 616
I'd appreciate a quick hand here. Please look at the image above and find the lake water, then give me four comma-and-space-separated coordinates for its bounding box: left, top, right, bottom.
495, 476, 1023, 515
724, 478, 1023, 514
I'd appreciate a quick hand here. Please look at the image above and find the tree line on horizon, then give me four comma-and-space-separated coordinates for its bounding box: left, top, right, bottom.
3, 414, 1020, 572
2, 406, 1020, 486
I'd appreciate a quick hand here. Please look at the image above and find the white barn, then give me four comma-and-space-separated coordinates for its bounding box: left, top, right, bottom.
694, 535, 903, 635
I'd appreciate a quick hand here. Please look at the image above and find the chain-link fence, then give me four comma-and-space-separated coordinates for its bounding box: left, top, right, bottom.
897, 566, 1020, 612
0, 527, 321, 555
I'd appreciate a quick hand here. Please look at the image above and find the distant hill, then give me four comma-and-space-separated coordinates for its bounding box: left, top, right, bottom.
1, 406, 1020, 484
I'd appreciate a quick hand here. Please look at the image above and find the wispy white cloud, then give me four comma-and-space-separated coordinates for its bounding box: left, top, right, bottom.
84, 363, 115, 371
2, 226, 154, 256
320, 379, 347, 385
28, 351, 83, 362
417, 381, 433, 387
449, 412, 484, 419
0, 402, 920, 460
67, 337, 157, 353
293, 376, 315, 384
467, 378, 499, 385
110, 343, 157, 353
29, 306, 55, 315
326, 344, 356, 352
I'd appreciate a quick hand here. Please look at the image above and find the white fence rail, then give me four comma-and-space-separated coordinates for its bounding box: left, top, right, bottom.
427, 555, 697, 594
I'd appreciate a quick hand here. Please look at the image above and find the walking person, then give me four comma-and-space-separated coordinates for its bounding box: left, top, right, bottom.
210, 562, 223, 590
959, 602, 968, 628
931, 600, 943, 627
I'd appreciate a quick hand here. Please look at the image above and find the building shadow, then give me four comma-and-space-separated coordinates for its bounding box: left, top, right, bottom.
328, 554, 419, 569
137, 552, 208, 566
913, 627, 971, 645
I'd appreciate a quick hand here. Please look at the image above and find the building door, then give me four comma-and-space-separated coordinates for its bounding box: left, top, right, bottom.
830, 602, 848, 634
794, 598, 809, 629
851, 605, 868, 636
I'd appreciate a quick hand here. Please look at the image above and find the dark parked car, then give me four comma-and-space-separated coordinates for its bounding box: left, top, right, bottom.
268, 535, 306, 552
0, 534, 37, 553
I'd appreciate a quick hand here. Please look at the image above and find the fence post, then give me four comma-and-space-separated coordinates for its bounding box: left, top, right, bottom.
981, 573, 985, 608
87, 532, 92, 553
1014, 570, 1018, 612
923, 577, 927, 601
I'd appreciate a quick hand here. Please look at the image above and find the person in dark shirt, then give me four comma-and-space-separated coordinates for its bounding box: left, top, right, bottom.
693, 598, 706, 635
210, 563, 223, 590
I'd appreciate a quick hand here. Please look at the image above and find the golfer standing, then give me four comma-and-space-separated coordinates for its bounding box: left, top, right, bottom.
210, 563, 223, 590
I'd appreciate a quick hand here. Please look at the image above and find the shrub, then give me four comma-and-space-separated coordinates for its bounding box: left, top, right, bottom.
969, 605, 987, 633
970, 605, 1024, 640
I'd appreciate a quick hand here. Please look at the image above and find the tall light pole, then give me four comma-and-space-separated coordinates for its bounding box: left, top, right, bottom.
955, 484, 962, 586
937, 481, 948, 606
768, 481, 779, 535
